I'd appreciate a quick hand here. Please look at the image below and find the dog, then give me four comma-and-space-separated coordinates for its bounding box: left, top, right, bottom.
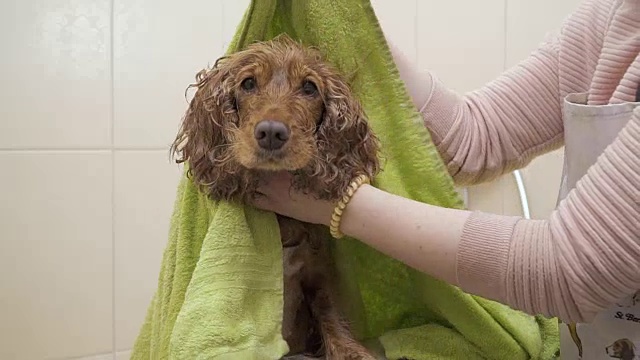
606, 339, 639, 360
171, 35, 381, 359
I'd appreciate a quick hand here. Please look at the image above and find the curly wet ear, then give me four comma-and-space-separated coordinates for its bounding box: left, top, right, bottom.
170, 57, 246, 200
312, 70, 381, 200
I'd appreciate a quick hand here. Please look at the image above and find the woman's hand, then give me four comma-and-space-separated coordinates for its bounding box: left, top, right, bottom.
255, 172, 464, 287
254, 171, 465, 288
253, 171, 335, 226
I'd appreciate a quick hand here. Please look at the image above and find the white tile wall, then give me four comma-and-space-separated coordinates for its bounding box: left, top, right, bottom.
0, 152, 113, 359
416, 0, 506, 94
0, 0, 582, 358
371, 0, 418, 63
113, 0, 225, 148
113, 151, 182, 351
0, 0, 112, 149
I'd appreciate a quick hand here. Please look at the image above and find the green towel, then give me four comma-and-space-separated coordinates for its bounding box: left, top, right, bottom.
130, 0, 560, 359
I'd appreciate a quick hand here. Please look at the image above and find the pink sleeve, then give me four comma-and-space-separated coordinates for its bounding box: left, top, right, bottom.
457, 111, 640, 323
389, 0, 637, 322
392, 36, 565, 186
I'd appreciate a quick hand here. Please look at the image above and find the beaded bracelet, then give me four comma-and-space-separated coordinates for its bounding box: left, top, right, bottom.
329, 174, 370, 239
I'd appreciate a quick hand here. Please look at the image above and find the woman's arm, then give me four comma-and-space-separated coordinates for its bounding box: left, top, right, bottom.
254, 110, 639, 324
388, 35, 566, 186
338, 184, 468, 286
342, 112, 639, 323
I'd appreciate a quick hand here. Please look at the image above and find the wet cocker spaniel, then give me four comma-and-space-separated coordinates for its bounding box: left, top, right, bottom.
171, 36, 381, 359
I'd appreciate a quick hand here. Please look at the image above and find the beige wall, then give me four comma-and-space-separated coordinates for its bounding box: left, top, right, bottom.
0, 0, 582, 358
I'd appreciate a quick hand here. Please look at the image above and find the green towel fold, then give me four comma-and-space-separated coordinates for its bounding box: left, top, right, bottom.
130, 0, 560, 359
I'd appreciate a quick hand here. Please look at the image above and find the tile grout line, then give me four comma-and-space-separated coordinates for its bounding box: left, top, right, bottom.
414, 0, 419, 66
110, 0, 116, 357
221, 0, 226, 54
503, 0, 508, 72
414, 0, 419, 65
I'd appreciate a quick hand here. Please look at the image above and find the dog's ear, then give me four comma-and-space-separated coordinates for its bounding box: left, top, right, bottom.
171, 57, 246, 200
312, 69, 380, 200
622, 339, 635, 356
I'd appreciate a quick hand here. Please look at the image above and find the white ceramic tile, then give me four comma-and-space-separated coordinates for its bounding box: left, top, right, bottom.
372, 0, 418, 63
114, 151, 182, 350
0, 0, 111, 149
505, 0, 582, 67
113, 0, 224, 148
116, 350, 131, 360
466, 177, 507, 215
518, 149, 565, 219
467, 150, 565, 219
501, 172, 526, 217
416, 0, 506, 93
0, 152, 113, 360
221, 0, 250, 52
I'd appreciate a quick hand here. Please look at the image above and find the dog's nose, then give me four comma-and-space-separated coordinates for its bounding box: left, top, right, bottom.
254, 120, 290, 150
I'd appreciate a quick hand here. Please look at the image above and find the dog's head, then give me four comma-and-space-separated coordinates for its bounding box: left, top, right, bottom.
172, 35, 380, 202
606, 339, 636, 359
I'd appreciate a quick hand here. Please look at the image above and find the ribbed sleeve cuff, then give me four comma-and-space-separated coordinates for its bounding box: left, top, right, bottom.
418, 74, 463, 145
456, 211, 520, 303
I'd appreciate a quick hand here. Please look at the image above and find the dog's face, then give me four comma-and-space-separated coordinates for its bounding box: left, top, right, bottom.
172, 36, 380, 201
606, 339, 636, 359
230, 47, 325, 171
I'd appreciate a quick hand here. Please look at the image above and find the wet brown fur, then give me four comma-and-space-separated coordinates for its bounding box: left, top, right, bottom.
171, 35, 380, 359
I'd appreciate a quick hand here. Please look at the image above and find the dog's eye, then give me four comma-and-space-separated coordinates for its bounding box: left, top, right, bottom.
241, 77, 256, 91
302, 80, 318, 96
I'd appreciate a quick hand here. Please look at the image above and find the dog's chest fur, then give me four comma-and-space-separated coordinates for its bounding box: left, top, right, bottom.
278, 215, 337, 355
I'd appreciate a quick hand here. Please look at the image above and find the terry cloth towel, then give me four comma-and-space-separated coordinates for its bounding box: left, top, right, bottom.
130, 0, 560, 359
